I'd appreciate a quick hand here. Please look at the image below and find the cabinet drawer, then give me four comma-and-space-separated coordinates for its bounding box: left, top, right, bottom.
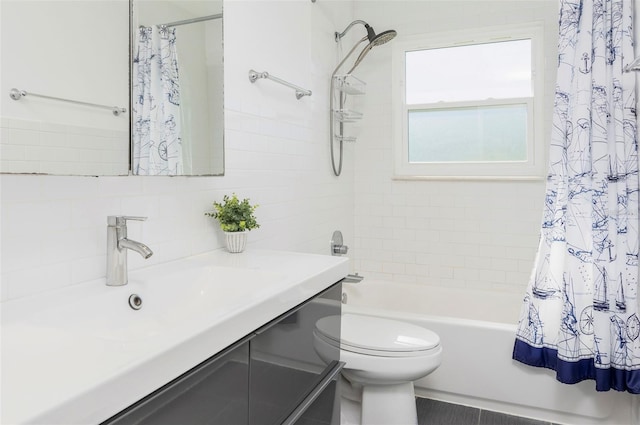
102, 339, 250, 425
282, 361, 344, 425
249, 283, 342, 425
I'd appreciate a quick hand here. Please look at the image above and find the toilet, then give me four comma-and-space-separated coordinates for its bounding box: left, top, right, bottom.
314, 314, 442, 425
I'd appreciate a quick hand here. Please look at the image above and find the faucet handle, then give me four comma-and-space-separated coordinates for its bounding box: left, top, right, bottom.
107, 216, 148, 226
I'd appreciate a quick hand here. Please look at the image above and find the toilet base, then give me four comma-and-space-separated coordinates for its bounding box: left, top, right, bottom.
340, 396, 362, 425
340, 377, 417, 425
361, 382, 417, 425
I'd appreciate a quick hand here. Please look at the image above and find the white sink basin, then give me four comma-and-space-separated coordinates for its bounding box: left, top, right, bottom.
27, 265, 284, 343
2, 249, 349, 425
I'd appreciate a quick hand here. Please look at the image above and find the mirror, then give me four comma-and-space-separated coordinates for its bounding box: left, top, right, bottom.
0, 0, 224, 176
0, 1, 130, 175
131, 0, 224, 176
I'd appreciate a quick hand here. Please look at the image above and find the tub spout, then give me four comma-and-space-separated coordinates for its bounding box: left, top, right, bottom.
343, 273, 364, 283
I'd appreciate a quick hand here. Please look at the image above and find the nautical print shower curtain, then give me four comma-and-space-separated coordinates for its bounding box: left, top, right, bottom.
513, 0, 639, 392
132, 25, 183, 175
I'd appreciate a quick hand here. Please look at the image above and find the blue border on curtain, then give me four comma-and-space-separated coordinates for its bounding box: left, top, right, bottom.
513, 339, 640, 393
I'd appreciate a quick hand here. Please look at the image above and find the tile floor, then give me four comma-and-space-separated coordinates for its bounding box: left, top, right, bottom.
298, 386, 559, 425
417, 398, 557, 425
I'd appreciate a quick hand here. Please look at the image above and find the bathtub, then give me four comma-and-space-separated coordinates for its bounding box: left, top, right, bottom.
342, 280, 637, 425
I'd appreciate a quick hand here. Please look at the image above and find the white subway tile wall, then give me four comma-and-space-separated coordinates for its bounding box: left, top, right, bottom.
0, 117, 129, 175
350, 1, 558, 294
0, 1, 355, 302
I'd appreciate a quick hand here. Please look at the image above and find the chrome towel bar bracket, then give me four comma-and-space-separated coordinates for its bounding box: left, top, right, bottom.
248, 69, 312, 100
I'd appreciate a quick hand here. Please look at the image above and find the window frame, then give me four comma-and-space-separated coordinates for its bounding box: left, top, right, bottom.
392, 24, 546, 180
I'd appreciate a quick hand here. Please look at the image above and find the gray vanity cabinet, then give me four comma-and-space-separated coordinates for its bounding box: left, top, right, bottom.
102, 282, 342, 425
249, 283, 343, 425
102, 338, 250, 425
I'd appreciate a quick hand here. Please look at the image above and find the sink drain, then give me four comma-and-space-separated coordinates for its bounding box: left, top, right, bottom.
128, 294, 143, 310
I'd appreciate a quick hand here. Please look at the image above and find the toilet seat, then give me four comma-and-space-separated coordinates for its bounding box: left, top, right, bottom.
315, 314, 440, 358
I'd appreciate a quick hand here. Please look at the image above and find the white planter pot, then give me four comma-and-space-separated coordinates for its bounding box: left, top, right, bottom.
224, 231, 247, 253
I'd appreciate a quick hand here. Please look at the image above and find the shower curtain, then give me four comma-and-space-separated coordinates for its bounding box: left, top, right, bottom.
513, 0, 639, 393
133, 25, 183, 175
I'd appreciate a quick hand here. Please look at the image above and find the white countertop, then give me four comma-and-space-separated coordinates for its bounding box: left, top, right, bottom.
1, 249, 348, 425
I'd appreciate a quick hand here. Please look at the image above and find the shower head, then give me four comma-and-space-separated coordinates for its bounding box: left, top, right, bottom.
369, 28, 397, 46
364, 25, 397, 46
334, 20, 397, 75
345, 28, 397, 74
335, 20, 397, 46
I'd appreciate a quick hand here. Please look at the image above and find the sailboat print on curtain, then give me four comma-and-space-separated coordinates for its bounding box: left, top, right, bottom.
132, 25, 183, 175
592, 266, 608, 312
531, 256, 560, 300
512, 0, 640, 393
615, 273, 626, 312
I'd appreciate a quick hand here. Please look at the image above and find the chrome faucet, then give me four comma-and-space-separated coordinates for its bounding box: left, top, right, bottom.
106, 216, 153, 286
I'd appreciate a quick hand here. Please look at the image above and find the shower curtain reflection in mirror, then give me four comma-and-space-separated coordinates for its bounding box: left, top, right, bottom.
133, 25, 184, 175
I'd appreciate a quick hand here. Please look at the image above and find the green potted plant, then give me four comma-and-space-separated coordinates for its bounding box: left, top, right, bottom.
205, 193, 259, 253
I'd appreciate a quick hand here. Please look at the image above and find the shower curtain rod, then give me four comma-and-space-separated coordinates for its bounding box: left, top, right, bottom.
161, 13, 222, 28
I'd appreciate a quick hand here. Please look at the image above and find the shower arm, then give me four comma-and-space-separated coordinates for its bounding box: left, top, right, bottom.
335, 20, 370, 42
330, 36, 368, 176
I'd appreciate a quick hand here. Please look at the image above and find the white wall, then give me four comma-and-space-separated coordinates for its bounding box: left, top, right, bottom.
0, 0, 355, 302
350, 0, 558, 295
0, 0, 130, 175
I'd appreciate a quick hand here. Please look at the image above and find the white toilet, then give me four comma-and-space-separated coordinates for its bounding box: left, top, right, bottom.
314, 314, 442, 425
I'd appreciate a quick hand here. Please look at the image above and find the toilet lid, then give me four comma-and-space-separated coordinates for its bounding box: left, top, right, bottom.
315, 314, 440, 353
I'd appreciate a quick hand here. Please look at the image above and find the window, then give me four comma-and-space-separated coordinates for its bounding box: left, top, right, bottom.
392, 25, 545, 179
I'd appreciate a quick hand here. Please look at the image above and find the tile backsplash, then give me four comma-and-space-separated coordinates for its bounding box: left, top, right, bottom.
0, 117, 129, 175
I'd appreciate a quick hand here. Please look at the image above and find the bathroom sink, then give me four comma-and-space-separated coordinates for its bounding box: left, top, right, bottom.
2, 249, 348, 425
26, 264, 285, 343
